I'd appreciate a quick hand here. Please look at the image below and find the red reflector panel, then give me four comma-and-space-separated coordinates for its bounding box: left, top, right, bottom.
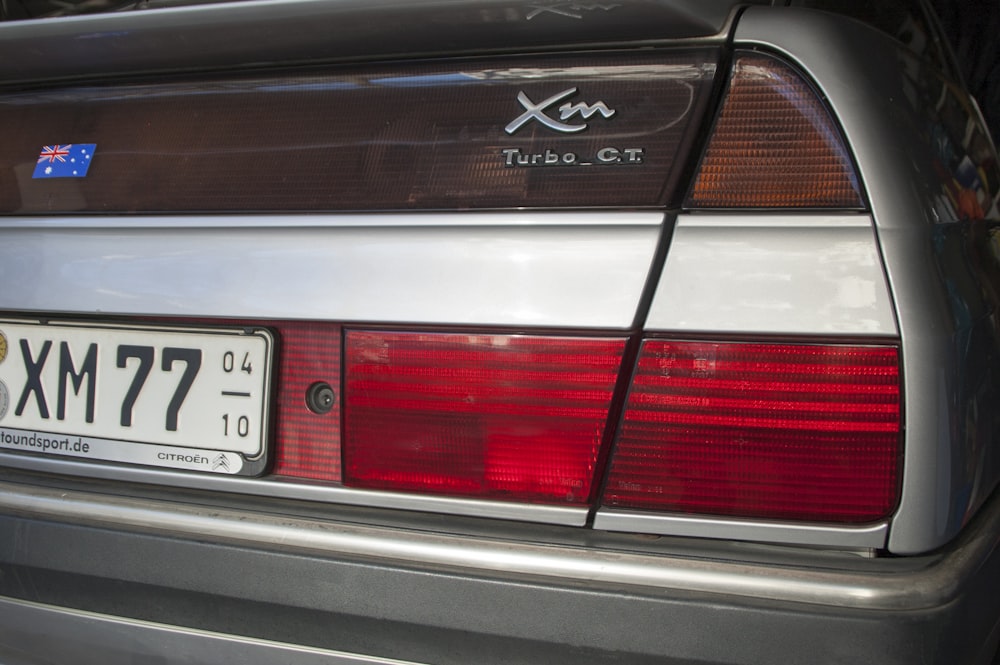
271, 322, 342, 482
686, 54, 863, 208
604, 341, 900, 523
344, 331, 625, 504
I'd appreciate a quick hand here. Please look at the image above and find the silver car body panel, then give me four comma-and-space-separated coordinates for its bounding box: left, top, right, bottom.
0, 4, 990, 556
0, 212, 661, 329
0, 0, 758, 85
0, 0, 993, 560
735, 6, 1000, 554
1, 2, 1000, 663
647, 213, 898, 335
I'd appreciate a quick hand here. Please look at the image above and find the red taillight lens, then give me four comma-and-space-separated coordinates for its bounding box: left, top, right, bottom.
686, 53, 863, 208
603, 341, 900, 523
343, 331, 625, 504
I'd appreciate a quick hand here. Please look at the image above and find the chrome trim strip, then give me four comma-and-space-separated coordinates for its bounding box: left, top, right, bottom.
676, 213, 873, 228
593, 510, 888, 549
646, 213, 898, 336
0, 213, 662, 329
0, 212, 665, 229
0, 596, 425, 665
1, 478, 997, 612
0, 453, 588, 526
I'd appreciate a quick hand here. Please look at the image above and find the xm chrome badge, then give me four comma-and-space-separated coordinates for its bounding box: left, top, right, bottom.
505, 87, 616, 134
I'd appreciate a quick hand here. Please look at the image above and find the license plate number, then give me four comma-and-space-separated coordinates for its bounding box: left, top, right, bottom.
0, 320, 272, 475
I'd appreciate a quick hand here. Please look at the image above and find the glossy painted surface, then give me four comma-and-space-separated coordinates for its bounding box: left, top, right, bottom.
0, 0, 754, 85
0, 213, 661, 328
647, 214, 897, 335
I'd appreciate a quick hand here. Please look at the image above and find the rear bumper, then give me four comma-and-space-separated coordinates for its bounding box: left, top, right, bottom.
0, 597, 411, 665
1, 476, 999, 665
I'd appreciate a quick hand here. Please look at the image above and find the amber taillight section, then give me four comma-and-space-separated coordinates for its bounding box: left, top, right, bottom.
603, 341, 900, 523
343, 331, 625, 504
686, 53, 863, 208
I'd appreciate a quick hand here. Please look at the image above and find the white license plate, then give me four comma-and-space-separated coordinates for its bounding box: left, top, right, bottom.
0, 320, 272, 475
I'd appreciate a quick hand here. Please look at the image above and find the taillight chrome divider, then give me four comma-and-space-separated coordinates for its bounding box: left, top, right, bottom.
592, 510, 889, 549
0, 452, 592, 527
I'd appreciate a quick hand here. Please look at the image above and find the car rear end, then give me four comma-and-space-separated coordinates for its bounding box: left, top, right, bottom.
1, 0, 999, 663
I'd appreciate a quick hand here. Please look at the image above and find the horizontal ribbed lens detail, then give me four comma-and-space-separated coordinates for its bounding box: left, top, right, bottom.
271, 322, 343, 482
344, 331, 625, 504
686, 54, 863, 209
603, 341, 900, 523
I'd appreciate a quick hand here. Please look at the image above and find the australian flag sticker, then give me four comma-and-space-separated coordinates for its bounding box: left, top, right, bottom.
32, 144, 96, 179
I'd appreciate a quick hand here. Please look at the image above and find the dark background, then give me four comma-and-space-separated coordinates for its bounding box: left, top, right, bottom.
931, 0, 999, 142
